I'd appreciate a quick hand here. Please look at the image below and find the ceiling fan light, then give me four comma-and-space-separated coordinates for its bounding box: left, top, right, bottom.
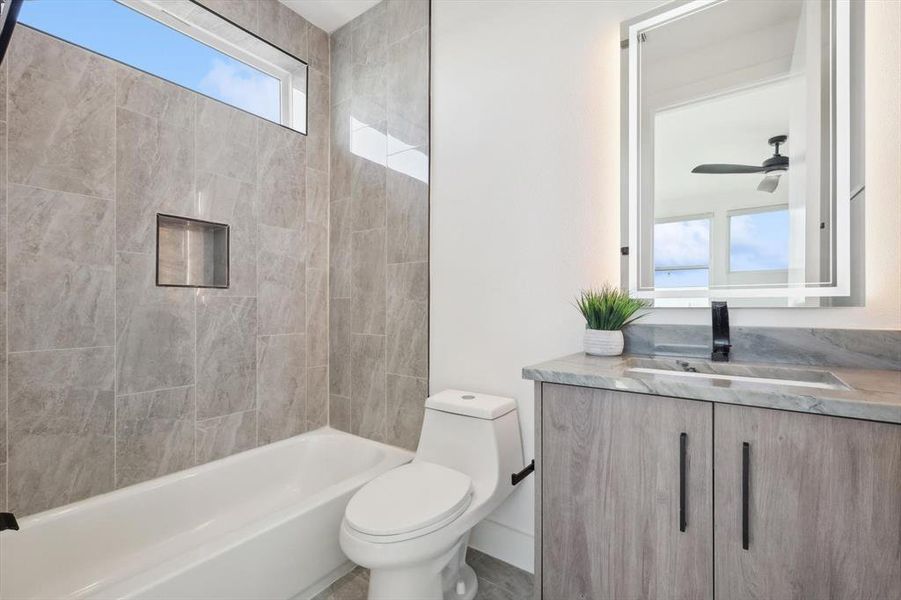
757, 173, 782, 193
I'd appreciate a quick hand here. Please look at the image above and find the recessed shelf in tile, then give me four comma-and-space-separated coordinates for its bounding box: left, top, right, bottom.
156, 214, 229, 288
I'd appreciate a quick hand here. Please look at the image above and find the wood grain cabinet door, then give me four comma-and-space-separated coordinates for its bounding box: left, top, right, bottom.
713, 404, 901, 600
541, 384, 713, 600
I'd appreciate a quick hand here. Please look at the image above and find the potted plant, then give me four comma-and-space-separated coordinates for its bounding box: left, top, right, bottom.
574, 285, 651, 356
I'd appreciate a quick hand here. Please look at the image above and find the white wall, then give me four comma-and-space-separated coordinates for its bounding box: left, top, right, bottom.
430, 0, 901, 571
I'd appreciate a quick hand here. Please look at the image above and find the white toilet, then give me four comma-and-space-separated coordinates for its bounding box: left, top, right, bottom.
339, 389, 524, 600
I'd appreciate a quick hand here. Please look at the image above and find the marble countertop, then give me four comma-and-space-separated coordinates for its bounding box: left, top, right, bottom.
523, 353, 901, 424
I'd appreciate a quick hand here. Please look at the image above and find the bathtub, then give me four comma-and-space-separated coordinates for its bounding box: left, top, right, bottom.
0, 428, 412, 600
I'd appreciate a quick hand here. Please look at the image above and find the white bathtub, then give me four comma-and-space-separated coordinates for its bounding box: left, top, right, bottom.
0, 428, 412, 600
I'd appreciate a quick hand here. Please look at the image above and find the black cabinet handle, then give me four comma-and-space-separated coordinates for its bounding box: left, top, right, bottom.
742, 442, 750, 550
679, 432, 687, 532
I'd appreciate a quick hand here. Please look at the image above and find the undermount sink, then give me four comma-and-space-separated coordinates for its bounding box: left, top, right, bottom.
624, 357, 852, 391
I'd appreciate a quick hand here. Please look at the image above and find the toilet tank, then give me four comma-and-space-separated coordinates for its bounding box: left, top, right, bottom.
413, 390, 523, 498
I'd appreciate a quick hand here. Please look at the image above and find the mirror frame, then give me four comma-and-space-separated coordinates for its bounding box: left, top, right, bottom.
621, 0, 853, 304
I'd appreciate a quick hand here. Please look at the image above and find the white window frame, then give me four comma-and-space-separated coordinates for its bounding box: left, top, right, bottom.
117, 0, 307, 134
653, 214, 713, 289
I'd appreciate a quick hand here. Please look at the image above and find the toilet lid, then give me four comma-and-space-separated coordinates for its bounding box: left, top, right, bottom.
345, 462, 473, 537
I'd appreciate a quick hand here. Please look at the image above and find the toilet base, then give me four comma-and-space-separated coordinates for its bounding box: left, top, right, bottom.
365, 535, 477, 600
448, 563, 478, 600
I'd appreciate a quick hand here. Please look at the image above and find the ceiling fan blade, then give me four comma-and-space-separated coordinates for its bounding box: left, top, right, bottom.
757, 173, 781, 193
692, 164, 767, 174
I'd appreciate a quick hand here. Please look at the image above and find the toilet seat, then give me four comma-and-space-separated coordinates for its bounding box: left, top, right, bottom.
345, 462, 472, 544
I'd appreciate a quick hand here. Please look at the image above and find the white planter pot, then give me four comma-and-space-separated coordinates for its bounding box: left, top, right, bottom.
583, 329, 624, 357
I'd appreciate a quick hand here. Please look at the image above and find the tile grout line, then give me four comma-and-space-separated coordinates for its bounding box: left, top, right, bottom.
4, 181, 115, 203
382, 20, 389, 446
4, 51, 9, 511
113, 69, 119, 490
116, 383, 195, 399
193, 93, 199, 467
324, 25, 332, 432
8, 345, 115, 355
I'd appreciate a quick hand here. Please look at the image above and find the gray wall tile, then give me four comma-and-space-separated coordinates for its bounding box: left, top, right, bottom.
258, 225, 306, 335
0, 52, 7, 120
306, 222, 329, 271
308, 69, 331, 173
351, 228, 387, 335
0, 295, 6, 464
387, 262, 428, 378
330, 199, 352, 299
331, 27, 353, 107
258, 120, 306, 229
387, 149, 429, 263
197, 297, 257, 419
257, 334, 306, 444
8, 28, 115, 199
8, 185, 114, 352
352, 2, 388, 65
116, 252, 194, 395
307, 168, 329, 225
386, 374, 426, 451
388, 29, 429, 152
330, 298, 352, 397
330, 101, 352, 201
116, 68, 194, 130
307, 268, 329, 368
352, 154, 387, 231
258, 0, 309, 60
195, 409, 257, 464
0, 121, 6, 294
8, 347, 114, 516
329, 0, 429, 448
195, 172, 258, 297
350, 334, 386, 442
330, 395, 351, 433
194, 0, 259, 32
351, 64, 387, 133
196, 96, 257, 184
116, 386, 195, 488
116, 108, 194, 253
307, 366, 329, 429
0, 462, 6, 512
387, 0, 429, 43
309, 24, 330, 74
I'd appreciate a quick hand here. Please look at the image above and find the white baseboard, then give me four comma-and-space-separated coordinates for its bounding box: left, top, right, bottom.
468, 518, 535, 574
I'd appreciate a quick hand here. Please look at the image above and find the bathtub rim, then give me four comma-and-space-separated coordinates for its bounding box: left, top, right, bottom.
1, 427, 414, 600
5, 426, 411, 530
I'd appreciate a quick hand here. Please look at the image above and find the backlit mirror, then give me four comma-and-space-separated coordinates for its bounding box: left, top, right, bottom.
621, 0, 863, 307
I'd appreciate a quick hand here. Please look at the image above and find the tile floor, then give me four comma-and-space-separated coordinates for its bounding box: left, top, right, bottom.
311, 548, 533, 600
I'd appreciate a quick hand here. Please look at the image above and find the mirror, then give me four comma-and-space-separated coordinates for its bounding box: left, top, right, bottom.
621, 0, 863, 307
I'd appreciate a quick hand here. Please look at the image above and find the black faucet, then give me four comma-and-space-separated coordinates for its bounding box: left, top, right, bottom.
711, 301, 731, 362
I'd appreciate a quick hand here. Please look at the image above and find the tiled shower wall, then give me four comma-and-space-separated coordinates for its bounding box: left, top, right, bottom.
328, 2, 430, 450
0, 0, 331, 516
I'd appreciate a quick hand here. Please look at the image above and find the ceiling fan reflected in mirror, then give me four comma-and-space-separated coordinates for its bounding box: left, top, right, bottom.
691, 135, 789, 193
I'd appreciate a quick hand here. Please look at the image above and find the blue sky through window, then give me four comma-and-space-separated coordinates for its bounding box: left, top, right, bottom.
654, 218, 711, 288
19, 0, 280, 122
730, 208, 790, 271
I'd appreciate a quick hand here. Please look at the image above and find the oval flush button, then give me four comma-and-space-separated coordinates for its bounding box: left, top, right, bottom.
461, 395, 475, 400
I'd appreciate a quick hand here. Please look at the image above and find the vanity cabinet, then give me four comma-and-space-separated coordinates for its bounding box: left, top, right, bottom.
537, 383, 901, 600
541, 384, 713, 600
713, 404, 901, 600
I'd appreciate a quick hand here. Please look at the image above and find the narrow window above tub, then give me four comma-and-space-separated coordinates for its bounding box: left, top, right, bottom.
18, 0, 308, 134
